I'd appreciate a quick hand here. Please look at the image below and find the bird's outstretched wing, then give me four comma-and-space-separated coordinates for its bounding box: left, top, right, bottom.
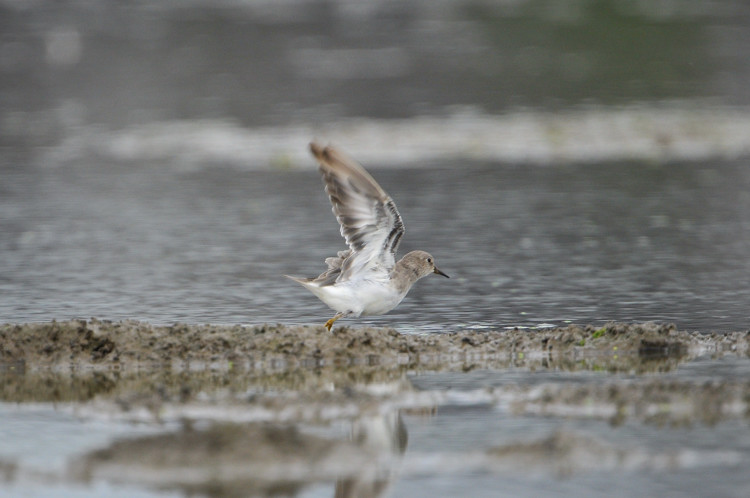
309, 142, 404, 282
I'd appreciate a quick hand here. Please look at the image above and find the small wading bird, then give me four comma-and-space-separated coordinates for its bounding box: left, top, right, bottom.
287, 142, 449, 331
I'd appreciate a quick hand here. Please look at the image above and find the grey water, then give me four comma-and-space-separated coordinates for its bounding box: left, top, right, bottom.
2, 0, 750, 331
2, 157, 749, 332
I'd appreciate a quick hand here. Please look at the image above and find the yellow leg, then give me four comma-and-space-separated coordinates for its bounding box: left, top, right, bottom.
324, 312, 344, 331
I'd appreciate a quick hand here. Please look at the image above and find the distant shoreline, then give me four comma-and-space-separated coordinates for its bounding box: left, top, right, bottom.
43, 106, 750, 170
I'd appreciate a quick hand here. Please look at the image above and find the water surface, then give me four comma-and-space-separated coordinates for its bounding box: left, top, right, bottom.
2, 158, 749, 332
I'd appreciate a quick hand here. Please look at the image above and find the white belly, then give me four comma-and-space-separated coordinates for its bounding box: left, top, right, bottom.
308, 278, 406, 317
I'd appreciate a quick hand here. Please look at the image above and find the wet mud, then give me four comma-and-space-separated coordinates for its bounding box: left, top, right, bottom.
2, 319, 747, 370
2, 320, 749, 496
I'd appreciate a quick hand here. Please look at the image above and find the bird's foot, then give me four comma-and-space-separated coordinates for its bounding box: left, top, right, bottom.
324, 312, 345, 332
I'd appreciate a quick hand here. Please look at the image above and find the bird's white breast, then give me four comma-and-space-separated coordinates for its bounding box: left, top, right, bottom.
311, 277, 405, 317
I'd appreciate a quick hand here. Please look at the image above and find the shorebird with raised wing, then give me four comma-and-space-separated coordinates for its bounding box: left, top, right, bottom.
287, 143, 449, 331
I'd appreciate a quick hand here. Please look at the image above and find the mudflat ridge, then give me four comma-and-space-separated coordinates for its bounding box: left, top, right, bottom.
1, 319, 747, 370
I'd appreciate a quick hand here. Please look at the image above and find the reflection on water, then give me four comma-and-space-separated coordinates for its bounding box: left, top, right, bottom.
335, 412, 408, 498
1, 159, 749, 331
72, 420, 406, 498
2, 353, 750, 497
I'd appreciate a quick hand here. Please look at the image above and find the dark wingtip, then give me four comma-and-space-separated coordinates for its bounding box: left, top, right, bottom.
309, 141, 331, 162
309, 141, 323, 157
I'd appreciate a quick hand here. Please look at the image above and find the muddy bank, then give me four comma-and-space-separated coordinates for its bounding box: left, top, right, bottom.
2, 319, 749, 429
2, 321, 750, 497
1, 319, 748, 370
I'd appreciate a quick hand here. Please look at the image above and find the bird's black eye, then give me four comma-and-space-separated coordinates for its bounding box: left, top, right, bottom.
427, 258, 432, 264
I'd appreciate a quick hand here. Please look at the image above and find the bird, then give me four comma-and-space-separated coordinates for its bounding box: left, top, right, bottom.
286, 142, 449, 331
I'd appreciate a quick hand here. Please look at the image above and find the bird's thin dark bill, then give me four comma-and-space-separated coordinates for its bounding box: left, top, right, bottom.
434, 267, 450, 278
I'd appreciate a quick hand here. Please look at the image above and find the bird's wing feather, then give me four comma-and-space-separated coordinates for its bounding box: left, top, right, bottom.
309, 142, 404, 282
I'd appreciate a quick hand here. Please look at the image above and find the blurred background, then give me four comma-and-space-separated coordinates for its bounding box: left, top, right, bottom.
1, 0, 750, 330
2, 0, 750, 161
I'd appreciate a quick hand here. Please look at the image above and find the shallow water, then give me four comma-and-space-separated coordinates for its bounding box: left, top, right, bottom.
2, 0, 750, 331
2, 158, 749, 332
2, 353, 750, 498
